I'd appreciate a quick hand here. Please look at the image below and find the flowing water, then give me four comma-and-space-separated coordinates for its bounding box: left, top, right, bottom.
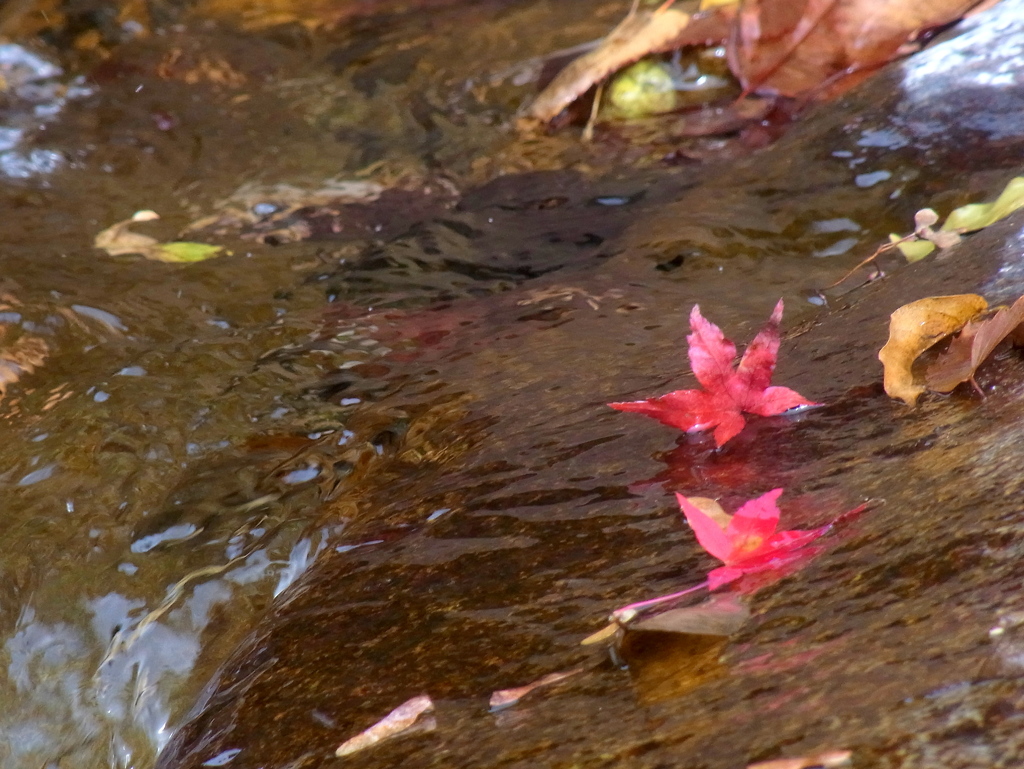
3, 1, 1024, 767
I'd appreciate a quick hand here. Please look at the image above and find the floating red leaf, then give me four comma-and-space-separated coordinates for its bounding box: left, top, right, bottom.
609, 300, 818, 446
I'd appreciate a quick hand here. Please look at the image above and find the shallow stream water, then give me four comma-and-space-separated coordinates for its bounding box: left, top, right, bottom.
4, 1, 1024, 767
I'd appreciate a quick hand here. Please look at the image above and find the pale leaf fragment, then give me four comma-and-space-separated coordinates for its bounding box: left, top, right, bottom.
335, 694, 435, 758
581, 622, 620, 645
914, 208, 962, 249
747, 749, 852, 769
878, 294, 987, 405
488, 668, 583, 710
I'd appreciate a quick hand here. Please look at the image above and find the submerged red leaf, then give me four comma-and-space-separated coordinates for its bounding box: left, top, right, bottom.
678, 489, 831, 590
609, 300, 818, 446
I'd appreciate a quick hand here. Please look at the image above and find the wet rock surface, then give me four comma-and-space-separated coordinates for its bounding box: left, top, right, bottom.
155, 4, 1024, 768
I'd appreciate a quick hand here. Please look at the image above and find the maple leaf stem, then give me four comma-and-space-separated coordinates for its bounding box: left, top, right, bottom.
826, 237, 903, 289
611, 579, 710, 623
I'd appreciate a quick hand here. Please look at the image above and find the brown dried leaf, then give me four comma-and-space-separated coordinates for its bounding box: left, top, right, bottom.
878, 294, 988, 406
748, 749, 852, 769
632, 594, 749, 636
335, 695, 434, 758
926, 295, 1024, 393
728, 0, 981, 98
524, 8, 732, 123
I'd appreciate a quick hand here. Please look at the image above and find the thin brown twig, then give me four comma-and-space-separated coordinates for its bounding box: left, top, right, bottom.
825, 234, 916, 289
582, 81, 604, 142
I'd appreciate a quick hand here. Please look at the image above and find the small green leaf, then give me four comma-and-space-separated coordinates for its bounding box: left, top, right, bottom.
942, 176, 1024, 233
942, 203, 994, 233
984, 176, 1024, 223
152, 242, 223, 263
890, 233, 935, 262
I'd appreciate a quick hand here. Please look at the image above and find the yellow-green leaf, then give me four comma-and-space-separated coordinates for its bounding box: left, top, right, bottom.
942, 176, 1024, 233
890, 233, 935, 262
152, 242, 223, 263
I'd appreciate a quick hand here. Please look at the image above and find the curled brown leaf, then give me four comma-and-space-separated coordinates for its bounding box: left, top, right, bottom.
878, 294, 987, 406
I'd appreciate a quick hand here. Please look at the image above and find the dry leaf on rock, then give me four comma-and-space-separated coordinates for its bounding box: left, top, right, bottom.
631, 593, 749, 636
748, 749, 852, 769
523, 7, 732, 123
488, 668, 583, 710
335, 694, 435, 758
729, 0, 980, 99
926, 295, 1024, 393
878, 294, 987, 405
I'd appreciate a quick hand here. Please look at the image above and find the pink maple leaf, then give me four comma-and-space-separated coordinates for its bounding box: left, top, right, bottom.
609, 300, 819, 446
678, 489, 830, 590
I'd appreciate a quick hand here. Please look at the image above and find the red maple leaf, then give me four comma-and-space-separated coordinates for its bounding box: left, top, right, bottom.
609, 299, 818, 446
677, 489, 829, 590
609, 492, 870, 624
